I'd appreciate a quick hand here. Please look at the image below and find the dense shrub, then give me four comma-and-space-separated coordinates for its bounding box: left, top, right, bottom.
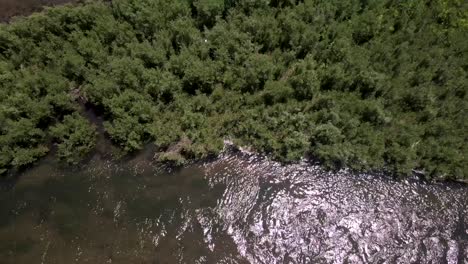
50, 113, 97, 164
0, 0, 466, 180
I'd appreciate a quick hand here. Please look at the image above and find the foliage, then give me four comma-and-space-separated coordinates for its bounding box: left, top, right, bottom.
0, 0, 467, 181
50, 113, 97, 164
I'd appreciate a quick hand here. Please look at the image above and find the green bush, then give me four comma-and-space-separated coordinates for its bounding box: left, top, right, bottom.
0, 0, 466, 180
50, 113, 97, 164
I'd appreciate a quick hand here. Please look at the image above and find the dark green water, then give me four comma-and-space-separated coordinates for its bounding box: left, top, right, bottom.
0, 153, 240, 263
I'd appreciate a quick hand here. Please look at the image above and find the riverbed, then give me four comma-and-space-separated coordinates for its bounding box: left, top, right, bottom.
1, 147, 466, 263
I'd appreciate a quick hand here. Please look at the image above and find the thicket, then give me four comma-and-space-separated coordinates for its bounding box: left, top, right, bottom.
0, 0, 466, 181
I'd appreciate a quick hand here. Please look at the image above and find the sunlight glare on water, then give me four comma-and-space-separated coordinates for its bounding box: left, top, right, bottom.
0, 148, 466, 263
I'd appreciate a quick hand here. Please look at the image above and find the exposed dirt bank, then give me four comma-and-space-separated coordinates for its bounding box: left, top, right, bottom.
0, 0, 77, 22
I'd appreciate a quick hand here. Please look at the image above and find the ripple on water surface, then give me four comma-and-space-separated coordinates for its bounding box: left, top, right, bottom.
0, 150, 466, 263
201, 151, 467, 263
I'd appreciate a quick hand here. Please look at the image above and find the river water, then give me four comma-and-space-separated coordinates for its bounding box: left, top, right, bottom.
0, 2, 467, 263
1, 146, 467, 263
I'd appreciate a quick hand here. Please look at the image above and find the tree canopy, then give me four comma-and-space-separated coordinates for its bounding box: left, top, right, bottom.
0, 0, 467, 181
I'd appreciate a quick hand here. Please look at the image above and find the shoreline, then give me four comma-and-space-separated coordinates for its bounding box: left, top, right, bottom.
3, 139, 467, 189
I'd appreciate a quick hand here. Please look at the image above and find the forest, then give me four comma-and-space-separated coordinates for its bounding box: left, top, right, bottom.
0, 0, 466, 181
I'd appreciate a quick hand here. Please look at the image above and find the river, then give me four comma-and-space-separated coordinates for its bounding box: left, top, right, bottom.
1, 146, 467, 263
1, 1, 467, 263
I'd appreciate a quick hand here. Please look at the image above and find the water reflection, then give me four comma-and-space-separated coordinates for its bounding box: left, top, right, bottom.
203, 150, 468, 263
0, 148, 467, 263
